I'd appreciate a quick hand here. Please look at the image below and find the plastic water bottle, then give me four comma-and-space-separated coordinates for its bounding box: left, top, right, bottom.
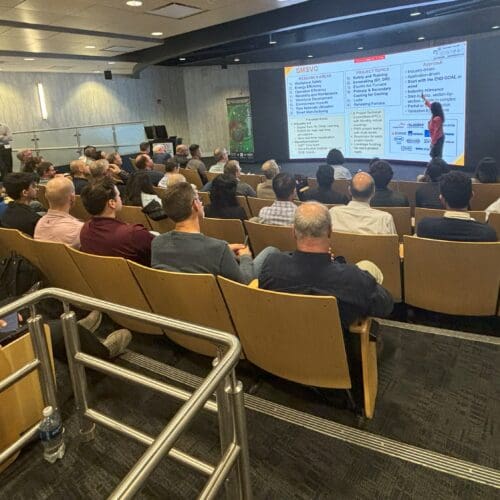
39, 406, 65, 463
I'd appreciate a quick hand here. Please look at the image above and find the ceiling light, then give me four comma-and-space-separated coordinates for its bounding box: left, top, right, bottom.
37, 83, 48, 120
93, 70, 100, 73
417, 36, 425, 41
269, 34, 277, 45
307, 54, 313, 58
410, 11, 421, 17
492, 25, 500, 30
357, 46, 364, 50
24, 58, 35, 61
108, 61, 115, 65
179, 57, 186, 61
151, 32, 163, 36
126, 0, 143, 6
233, 58, 240, 62
85, 45, 96, 49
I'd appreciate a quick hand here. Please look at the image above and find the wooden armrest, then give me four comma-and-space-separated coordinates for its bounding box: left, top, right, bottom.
248, 279, 259, 289
348, 317, 372, 335
399, 242, 404, 260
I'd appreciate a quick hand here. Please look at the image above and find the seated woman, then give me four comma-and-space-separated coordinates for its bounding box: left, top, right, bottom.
205, 174, 247, 220
415, 158, 446, 209
124, 171, 162, 207
473, 157, 498, 183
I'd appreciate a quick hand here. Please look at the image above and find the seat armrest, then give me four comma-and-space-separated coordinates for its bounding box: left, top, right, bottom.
348, 318, 372, 336
248, 279, 259, 289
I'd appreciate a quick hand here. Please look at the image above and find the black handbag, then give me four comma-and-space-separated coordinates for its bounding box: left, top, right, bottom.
142, 199, 168, 221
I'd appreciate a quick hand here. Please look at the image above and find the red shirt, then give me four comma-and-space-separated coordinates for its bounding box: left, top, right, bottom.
80, 217, 154, 266
425, 99, 444, 144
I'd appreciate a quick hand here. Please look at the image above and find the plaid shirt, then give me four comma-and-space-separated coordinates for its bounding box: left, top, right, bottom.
259, 200, 297, 226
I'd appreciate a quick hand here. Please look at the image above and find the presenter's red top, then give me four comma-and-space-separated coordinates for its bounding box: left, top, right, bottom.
424, 99, 444, 145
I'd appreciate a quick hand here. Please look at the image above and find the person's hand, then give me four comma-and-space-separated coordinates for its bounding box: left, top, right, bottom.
109, 164, 121, 175
228, 243, 245, 254
0, 319, 6, 328
236, 245, 252, 257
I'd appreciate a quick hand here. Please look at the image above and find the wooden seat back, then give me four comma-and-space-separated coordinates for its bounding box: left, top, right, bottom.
244, 220, 296, 254
67, 247, 162, 334
397, 181, 419, 212
330, 232, 402, 302
247, 197, 274, 218
179, 168, 203, 189
239, 174, 264, 192
470, 183, 500, 211
200, 218, 245, 244
376, 206, 412, 239
0, 228, 37, 262
403, 235, 500, 315
415, 208, 487, 228
487, 212, 500, 237
116, 205, 152, 230
148, 217, 175, 234
198, 191, 211, 206
153, 163, 166, 173
70, 195, 91, 221
218, 276, 350, 388
206, 171, 221, 182
36, 184, 49, 209
236, 195, 252, 219
130, 263, 235, 356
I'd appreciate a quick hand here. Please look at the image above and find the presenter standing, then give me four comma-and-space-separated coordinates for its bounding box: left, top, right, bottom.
421, 94, 445, 159
0, 121, 13, 181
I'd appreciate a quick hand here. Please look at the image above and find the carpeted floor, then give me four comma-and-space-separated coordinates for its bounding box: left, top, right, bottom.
1, 322, 498, 499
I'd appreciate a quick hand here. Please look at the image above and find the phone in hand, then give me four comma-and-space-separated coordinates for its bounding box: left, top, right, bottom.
0, 312, 19, 334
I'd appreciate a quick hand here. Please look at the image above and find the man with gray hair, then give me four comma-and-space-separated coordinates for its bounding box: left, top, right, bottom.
209, 147, 228, 173
259, 201, 393, 408
257, 159, 280, 199
329, 172, 396, 235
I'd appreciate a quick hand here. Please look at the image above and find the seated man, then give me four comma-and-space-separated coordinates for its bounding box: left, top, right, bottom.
330, 172, 396, 235
415, 158, 446, 209
417, 171, 497, 241
70, 159, 90, 195
34, 177, 83, 248
258, 173, 297, 226
187, 144, 208, 184
302, 164, 348, 205
257, 159, 280, 199
369, 160, 409, 207
158, 158, 186, 189
201, 160, 256, 197
0, 172, 41, 236
135, 154, 163, 186
174, 144, 189, 167
152, 144, 171, 165
80, 178, 154, 265
152, 182, 275, 283
36, 161, 57, 185
16, 149, 33, 169
209, 147, 228, 173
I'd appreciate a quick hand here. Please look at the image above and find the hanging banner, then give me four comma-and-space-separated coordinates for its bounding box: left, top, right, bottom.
226, 97, 254, 160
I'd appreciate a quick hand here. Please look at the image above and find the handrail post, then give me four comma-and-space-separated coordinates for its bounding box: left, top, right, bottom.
227, 373, 253, 500
61, 308, 95, 441
213, 353, 239, 499
27, 314, 58, 411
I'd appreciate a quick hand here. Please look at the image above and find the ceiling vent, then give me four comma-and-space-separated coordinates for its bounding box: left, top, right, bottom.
147, 2, 204, 19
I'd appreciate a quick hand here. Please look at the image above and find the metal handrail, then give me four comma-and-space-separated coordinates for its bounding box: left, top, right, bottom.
11, 144, 140, 153
12, 121, 144, 135
0, 288, 252, 500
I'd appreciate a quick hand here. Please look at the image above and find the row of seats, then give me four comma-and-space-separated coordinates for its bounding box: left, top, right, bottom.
0, 228, 377, 418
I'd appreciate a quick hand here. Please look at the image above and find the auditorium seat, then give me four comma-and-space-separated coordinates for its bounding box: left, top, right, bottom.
218, 276, 378, 418
179, 168, 203, 189
198, 191, 211, 206
36, 184, 49, 210
148, 217, 176, 234
153, 186, 165, 197
206, 172, 221, 182
414, 207, 486, 227
200, 217, 246, 243
403, 235, 500, 316
487, 212, 500, 236
330, 232, 402, 302
244, 220, 296, 254
70, 195, 91, 221
239, 173, 265, 192
376, 206, 412, 239
247, 197, 274, 217
116, 205, 153, 230
237, 195, 252, 219
66, 247, 162, 334
153, 163, 166, 173
129, 262, 236, 356
396, 181, 419, 213
0, 228, 35, 261
469, 183, 500, 210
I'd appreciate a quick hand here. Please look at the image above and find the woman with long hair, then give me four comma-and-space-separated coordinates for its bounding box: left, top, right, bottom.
205, 174, 247, 220
421, 94, 445, 159
124, 171, 161, 207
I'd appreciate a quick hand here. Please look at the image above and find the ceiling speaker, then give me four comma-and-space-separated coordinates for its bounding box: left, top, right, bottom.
104, 70, 113, 80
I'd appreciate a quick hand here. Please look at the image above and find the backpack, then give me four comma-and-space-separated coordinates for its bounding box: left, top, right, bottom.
0, 252, 43, 301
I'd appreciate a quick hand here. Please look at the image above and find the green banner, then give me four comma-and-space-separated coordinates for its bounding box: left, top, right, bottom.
226, 97, 254, 160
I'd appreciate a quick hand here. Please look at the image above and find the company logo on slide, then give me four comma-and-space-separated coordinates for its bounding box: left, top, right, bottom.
354, 55, 385, 64
296, 66, 318, 73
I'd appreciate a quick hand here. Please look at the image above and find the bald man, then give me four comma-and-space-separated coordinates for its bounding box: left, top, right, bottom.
34, 176, 83, 248
329, 172, 396, 235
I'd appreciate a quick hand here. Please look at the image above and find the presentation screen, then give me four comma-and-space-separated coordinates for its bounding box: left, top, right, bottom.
284, 42, 467, 164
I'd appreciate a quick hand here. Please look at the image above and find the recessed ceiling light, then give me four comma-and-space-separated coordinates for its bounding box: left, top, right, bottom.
410, 11, 421, 17
126, 0, 143, 6
108, 61, 115, 65
151, 32, 163, 36
93, 70, 100, 73
492, 25, 500, 30
85, 45, 96, 49
417, 36, 425, 41
357, 46, 364, 50
269, 40, 277, 45
179, 57, 186, 61
233, 57, 240, 62
307, 54, 313, 58
24, 58, 35, 61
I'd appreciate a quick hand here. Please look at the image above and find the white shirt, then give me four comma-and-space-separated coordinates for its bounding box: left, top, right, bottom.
330, 200, 397, 235
209, 162, 225, 173
141, 192, 162, 207
485, 197, 500, 220
331, 164, 352, 180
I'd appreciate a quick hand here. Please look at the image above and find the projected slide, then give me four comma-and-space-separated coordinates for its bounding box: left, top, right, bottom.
284, 42, 466, 164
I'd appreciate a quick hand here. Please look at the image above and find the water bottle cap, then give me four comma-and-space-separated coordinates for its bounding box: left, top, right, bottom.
42, 406, 54, 417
